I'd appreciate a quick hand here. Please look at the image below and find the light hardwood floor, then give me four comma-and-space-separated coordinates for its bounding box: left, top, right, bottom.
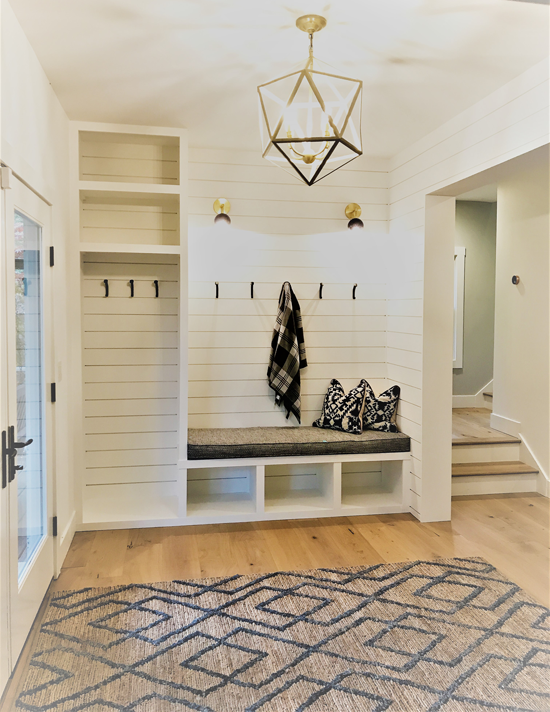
2, 493, 548, 711
452, 407, 520, 445
53, 493, 549, 605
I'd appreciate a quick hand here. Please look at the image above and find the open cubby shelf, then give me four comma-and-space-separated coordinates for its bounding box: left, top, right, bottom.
79, 131, 180, 185
80, 190, 180, 246
186, 466, 257, 519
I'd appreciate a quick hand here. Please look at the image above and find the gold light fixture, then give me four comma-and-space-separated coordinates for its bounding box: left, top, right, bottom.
213, 198, 231, 225
258, 14, 363, 186
345, 203, 364, 229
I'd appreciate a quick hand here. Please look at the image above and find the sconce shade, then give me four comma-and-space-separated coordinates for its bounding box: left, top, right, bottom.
214, 212, 231, 225
348, 217, 364, 229
258, 23, 362, 186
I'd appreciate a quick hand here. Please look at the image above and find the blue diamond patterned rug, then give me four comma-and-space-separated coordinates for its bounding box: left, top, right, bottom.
16, 558, 550, 711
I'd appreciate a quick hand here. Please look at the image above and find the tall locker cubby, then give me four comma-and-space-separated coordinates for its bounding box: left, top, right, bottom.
71, 123, 188, 530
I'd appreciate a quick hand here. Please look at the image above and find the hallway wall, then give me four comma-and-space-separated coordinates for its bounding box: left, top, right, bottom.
493, 155, 549, 486
453, 201, 497, 397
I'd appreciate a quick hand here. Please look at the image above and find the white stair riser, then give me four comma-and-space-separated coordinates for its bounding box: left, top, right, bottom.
452, 473, 538, 496
452, 443, 520, 464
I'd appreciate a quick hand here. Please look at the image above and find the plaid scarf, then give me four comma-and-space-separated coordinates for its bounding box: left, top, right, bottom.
267, 282, 307, 422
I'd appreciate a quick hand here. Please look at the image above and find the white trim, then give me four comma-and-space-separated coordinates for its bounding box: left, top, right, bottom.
182, 451, 410, 469
452, 378, 494, 408
54, 510, 76, 577
519, 434, 549, 498
490, 412, 521, 437
452, 472, 538, 496
453, 246, 466, 369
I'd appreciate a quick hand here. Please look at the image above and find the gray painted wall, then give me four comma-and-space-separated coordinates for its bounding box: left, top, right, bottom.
453, 201, 497, 396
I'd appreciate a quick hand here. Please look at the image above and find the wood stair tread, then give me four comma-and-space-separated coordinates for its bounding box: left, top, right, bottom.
452, 461, 539, 477
452, 436, 521, 446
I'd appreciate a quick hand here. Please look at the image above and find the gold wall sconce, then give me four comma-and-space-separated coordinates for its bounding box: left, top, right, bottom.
213, 198, 231, 225
345, 203, 364, 229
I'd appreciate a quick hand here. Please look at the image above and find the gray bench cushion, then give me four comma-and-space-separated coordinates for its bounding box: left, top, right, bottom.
188, 426, 410, 460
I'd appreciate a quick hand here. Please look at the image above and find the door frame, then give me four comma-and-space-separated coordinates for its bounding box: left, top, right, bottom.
1, 171, 56, 673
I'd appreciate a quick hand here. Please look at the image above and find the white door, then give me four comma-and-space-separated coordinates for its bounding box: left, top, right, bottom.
0, 174, 55, 679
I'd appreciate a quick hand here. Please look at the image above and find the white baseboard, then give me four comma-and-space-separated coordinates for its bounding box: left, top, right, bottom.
452, 395, 481, 408
452, 379, 493, 409
55, 510, 76, 578
520, 434, 549, 499
490, 413, 520, 438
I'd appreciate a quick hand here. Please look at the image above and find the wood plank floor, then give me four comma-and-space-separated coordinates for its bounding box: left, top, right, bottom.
452, 407, 520, 445
2, 494, 548, 712
52, 494, 549, 604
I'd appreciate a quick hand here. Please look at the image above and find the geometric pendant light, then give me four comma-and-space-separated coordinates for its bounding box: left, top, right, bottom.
257, 14, 363, 186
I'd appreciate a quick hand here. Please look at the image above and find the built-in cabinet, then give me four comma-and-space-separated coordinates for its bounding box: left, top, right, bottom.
71, 122, 410, 531
72, 123, 188, 530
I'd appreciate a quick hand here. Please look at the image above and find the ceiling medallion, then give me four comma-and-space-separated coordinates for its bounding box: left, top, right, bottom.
258, 14, 363, 186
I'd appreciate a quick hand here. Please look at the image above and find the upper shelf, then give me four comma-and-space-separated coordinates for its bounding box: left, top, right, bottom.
79, 131, 180, 186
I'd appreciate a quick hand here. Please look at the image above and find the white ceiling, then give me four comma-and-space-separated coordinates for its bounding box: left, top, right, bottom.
9, 0, 550, 156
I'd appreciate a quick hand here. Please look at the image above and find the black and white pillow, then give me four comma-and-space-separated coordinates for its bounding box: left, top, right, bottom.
313, 379, 367, 435
363, 382, 400, 433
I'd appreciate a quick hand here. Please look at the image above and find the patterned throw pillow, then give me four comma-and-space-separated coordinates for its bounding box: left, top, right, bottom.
363, 382, 400, 433
313, 379, 367, 435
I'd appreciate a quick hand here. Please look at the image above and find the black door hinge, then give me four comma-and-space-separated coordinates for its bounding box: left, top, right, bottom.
52, 516, 58, 537
49, 246, 54, 267
51, 383, 57, 403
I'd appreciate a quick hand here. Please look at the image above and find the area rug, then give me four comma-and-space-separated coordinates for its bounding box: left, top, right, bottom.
16, 558, 550, 711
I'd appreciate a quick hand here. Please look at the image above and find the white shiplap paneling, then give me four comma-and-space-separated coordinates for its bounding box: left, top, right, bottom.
81, 253, 180, 510
188, 150, 391, 428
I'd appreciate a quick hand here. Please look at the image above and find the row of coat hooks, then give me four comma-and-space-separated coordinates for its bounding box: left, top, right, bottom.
214, 282, 359, 300
102, 279, 159, 298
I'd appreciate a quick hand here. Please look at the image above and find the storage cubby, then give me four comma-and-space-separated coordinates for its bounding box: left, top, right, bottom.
187, 466, 257, 518
264, 463, 334, 512
341, 460, 404, 510
80, 190, 180, 246
79, 131, 179, 185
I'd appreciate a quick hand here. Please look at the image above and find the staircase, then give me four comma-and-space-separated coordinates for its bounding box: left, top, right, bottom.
451, 408, 538, 496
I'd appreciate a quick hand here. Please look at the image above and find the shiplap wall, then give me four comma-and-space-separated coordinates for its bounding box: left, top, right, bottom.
188, 149, 391, 429
81, 253, 180, 521
387, 59, 550, 521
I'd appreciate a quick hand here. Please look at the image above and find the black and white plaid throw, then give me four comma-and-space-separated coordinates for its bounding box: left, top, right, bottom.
267, 282, 307, 422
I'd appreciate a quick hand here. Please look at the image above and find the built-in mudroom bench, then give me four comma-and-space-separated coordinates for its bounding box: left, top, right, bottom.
185, 427, 411, 525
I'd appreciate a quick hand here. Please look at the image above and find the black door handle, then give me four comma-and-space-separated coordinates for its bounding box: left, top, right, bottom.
1, 431, 7, 489
14, 438, 33, 449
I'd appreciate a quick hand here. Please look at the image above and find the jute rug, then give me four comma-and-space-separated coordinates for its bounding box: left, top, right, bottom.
16, 558, 550, 711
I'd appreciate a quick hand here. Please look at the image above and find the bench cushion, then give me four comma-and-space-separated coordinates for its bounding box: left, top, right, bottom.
188, 426, 410, 460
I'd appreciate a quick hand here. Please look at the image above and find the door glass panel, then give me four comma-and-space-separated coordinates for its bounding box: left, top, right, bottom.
14, 210, 45, 580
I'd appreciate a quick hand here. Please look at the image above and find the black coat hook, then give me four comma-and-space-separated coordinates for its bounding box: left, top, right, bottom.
215, 282, 219, 299
103, 279, 109, 297
251, 282, 254, 299
353, 284, 357, 300
319, 283, 324, 299
129, 279, 134, 297
154, 280, 159, 298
